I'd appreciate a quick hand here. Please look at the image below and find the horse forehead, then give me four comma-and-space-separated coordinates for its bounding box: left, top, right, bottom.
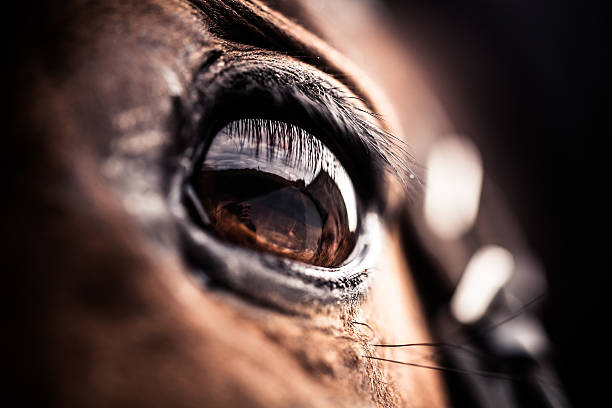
33, 0, 326, 140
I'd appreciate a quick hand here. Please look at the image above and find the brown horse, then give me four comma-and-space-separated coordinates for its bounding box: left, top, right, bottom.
6, 0, 566, 407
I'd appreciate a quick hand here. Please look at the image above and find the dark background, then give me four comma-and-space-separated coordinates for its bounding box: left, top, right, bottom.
383, 1, 605, 405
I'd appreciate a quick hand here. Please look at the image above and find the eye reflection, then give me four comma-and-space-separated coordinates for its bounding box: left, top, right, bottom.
194, 119, 358, 267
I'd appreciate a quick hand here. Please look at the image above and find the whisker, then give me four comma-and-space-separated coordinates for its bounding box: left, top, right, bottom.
472, 293, 546, 339
364, 355, 560, 389
364, 355, 517, 380
350, 321, 377, 342
363, 293, 548, 367
371, 342, 486, 360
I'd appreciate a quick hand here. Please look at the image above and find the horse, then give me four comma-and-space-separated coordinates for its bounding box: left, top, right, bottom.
6, 0, 566, 407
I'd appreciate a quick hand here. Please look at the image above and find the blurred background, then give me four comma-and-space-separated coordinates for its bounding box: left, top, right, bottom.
5, 0, 604, 405
377, 1, 605, 405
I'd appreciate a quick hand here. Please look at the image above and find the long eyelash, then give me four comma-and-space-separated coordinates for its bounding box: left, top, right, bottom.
221, 103, 421, 198
328, 84, 423, 193
194, 55, 422, 204
221, 118, 330, 173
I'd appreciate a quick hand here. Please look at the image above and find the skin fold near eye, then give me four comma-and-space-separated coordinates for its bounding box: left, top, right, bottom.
194, 118, 358, 267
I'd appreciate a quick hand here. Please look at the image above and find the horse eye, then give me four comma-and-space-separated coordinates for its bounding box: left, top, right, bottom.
191, 118, 359, 268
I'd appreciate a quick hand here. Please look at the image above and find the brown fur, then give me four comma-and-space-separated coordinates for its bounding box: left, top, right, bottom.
6, 1, 446, 406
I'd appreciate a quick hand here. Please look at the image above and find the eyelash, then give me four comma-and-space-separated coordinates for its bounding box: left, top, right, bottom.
211, 118, 331, 170
187, 57, 421, 208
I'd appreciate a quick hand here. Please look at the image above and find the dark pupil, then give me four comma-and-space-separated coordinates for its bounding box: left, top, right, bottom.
197, 167, 354, 267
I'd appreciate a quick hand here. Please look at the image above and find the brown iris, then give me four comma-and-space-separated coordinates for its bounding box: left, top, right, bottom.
194, 119, 358, 267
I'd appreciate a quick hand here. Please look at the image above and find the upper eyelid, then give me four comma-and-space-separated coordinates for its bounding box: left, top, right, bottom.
189, 51, 420, 205
198, 49, 379, 129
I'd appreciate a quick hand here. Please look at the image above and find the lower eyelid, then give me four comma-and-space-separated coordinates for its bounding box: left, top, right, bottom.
177, 210, 383, 312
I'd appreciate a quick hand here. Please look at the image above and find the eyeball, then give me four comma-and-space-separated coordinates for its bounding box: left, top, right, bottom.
192, 119, 359, 267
